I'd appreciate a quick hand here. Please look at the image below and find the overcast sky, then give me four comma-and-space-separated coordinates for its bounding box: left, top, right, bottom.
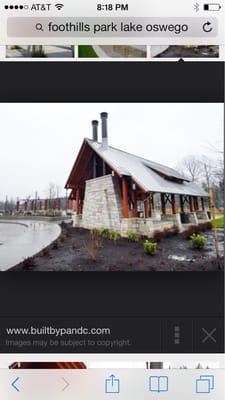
0, 103, 223, 201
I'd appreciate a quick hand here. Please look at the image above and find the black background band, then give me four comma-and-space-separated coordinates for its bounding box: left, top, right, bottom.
0, 61, 223, 102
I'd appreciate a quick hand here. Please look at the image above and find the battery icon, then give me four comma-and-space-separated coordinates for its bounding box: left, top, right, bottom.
204, 3, 222, 10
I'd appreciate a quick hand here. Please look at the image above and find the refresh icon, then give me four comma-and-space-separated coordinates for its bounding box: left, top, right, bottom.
202, 21, 213, 32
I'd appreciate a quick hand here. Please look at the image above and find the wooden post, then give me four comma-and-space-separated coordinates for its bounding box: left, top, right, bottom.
201, 197, 205, 211
144, 195, 151, 218
45, 199, 48, 211
122, 176, 129, 218
68, 199, 73, 210
193, 197, 199, 211
76, 187, 80, 214
171, 194, 176, 214
151, 194, 155, 210
189, 196, 194, 212
179, 195, 184, 213
56, 198, 60, 210
161, 193, 166, 215
131, 190, 137, 217
149, 196, 152, 218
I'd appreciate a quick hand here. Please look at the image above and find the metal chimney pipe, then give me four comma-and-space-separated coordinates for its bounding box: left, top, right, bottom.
92, 120, 99, 142
100, 112, 108, 149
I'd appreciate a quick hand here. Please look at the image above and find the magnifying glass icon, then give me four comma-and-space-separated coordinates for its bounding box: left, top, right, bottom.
35, 23, 44, 31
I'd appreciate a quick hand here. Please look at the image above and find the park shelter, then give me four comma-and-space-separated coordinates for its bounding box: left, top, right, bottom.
65, 113, 209, 235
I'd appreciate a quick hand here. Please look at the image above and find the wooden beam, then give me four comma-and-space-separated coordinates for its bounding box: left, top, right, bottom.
76, 187, 80, 214
144, 196, 149, 218
179, 195, 184, 213
161, 193, 166, 215
131, 190, 137, 217
201, 197, 205, 211
171, 194, 176, 214
189, 196, 194, 212
122, 176, 129, 218
148, 196, 152, 218
194, 197, 199, 211
151, 194, 155, 210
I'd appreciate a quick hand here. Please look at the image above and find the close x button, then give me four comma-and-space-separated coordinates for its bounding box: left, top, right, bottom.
194, 319, 224, 352
201, 327, 217, 344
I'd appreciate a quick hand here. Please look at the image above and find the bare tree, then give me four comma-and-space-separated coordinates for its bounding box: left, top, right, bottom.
176, 155, 202, 182
48, 182, 56, 200
200, 156, 216, 190
47, 182, 56, 211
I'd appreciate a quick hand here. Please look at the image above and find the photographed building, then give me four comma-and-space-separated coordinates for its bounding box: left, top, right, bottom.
65, 113, 209, 236
15, 197, 72, 216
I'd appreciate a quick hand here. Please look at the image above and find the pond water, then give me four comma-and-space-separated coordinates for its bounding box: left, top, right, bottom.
0, 223, 27, 245
168, 229, 224, 263
204, 229, 224, 257
0, 220, 61, 271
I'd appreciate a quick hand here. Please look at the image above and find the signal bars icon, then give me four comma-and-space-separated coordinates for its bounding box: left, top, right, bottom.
55, 3, 64, 10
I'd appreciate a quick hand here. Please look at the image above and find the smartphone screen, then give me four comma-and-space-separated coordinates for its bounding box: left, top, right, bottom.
0, 1, 224, 398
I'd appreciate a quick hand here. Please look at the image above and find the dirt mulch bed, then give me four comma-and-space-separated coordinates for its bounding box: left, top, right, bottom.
10, 226, 223, 272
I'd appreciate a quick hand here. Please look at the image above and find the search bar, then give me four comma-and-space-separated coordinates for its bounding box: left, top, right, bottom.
7, 17, 218, 37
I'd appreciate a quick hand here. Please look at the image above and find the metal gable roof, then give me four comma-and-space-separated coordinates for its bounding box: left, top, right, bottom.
86, 138, 208, 197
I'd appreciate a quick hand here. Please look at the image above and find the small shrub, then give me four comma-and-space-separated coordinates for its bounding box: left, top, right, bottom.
99, 229, 121, 242
84, 242, 98, 261
90, 228, 101, 238
109, 231, 121, 242
31, 49, 46, 57
127, 231, 139, 242
143, 240, 157, 255
100, 228, 111, 239
84, 235, 103, 261
190, 234, 207, 249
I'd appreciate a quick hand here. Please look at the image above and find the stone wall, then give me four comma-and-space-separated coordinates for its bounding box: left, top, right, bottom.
196, 210, 209, 221
188, 212, 198, 225
120, 218, 174, 237
161, 213, 182, 230
81, 175, 123, 231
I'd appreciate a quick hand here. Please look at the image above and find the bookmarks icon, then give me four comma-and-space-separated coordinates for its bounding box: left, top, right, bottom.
149, 376, 169, 392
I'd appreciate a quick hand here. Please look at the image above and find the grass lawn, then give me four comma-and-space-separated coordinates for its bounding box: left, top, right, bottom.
215, 216, 224, 228
78, 46, 98, 58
